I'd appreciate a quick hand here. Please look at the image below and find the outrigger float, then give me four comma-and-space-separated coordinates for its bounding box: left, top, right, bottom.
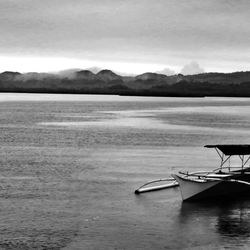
135, 145, 250, 201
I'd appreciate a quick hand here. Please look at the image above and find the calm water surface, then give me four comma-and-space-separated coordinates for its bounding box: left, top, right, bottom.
0, 93, 250, 249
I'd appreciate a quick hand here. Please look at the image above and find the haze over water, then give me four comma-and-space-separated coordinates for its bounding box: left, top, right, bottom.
0, 93, 250, 249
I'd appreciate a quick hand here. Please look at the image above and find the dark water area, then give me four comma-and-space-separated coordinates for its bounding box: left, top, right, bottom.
0, 94, 250, 249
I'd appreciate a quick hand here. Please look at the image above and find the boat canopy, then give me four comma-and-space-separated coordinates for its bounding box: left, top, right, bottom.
205, 145, 250, 155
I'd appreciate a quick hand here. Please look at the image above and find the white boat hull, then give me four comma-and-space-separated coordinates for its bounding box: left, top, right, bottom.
172, 174, 250, 201
172, 174, 221, 201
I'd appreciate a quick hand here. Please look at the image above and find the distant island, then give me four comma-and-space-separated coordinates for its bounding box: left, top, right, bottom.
1, 69, 250, 97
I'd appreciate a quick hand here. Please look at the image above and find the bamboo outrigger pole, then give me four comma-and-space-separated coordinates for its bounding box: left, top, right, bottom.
134, 178, 178, 194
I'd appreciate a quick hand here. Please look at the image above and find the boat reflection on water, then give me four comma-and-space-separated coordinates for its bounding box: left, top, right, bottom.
179, 198, 250, 248
216, 200, 250, 246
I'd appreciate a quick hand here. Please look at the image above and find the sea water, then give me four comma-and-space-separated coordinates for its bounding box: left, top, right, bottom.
0, 93, 250, 249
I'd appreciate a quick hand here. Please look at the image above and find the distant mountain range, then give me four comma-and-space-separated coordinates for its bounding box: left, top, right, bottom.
1, 69, 250, 97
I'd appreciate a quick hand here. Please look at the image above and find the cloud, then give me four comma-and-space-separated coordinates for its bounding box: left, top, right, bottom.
85, 67, 103, 74
181, 62, 205, 75
0, 1, 250, 73
56, 68, 82, 79
16, 72, 56, 81
156, 67, 176, 76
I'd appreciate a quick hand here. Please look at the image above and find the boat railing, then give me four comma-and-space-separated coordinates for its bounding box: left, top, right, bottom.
212, 166, 250, 173
178, 170, 235, 180
178, 170, 214, 178
178, 165, 250, 180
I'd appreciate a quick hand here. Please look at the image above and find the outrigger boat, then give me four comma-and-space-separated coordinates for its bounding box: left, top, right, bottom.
135, 145, 250, 201
173, 144, 250, 201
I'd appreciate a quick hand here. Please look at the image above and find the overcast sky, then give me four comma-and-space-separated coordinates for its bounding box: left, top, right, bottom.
0, 0, 250, 74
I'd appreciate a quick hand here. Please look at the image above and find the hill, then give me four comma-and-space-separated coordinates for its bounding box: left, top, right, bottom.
1, 69, 250, 96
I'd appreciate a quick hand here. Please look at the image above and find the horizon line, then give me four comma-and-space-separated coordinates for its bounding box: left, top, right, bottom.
1, 68, 250, 77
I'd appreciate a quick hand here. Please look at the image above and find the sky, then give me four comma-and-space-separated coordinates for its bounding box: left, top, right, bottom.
0, 0, 250, 75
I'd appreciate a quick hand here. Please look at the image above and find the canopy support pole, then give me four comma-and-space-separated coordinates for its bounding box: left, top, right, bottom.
239, 155, 244, 168
220, 156, 231, 169
215, 148, 223, 160
215, 148, 231, 169
239, 155, 250, 169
